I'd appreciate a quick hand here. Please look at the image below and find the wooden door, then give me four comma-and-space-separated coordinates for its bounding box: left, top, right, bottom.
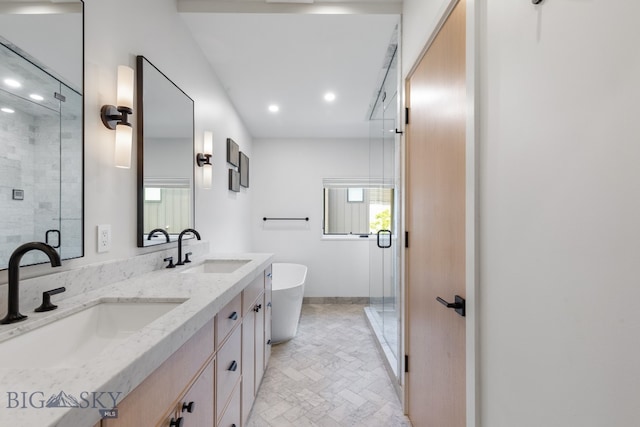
405, 0, 466, 426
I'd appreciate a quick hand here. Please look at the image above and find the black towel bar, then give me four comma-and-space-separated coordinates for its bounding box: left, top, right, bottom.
263, 217, 309, 221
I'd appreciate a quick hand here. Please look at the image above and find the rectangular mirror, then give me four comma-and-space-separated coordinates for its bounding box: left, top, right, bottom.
136, 56, 195, 247
0, 1, 84, 270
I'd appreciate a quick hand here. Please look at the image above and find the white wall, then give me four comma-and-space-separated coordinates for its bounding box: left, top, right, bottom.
404, 0, 640, 425
85, 0, 253, 260
0, 0, 253, 285
479, 1, 640, 425
251, 138, 370, 298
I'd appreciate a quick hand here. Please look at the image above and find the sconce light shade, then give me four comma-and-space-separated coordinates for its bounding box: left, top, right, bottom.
198, 130, 214, 189
116, 65, 135, 109
114, 124, 133, 169
202, 165, 212, 190
203, 131, 213, 154
101, 65, 135, 169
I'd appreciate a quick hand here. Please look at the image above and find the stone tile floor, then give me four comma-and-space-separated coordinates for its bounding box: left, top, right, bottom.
246, 304, 412, 427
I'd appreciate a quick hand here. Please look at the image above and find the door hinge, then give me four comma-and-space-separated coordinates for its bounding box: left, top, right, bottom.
405, 354, 409, 373
405, 231, 409, 248
405, 107, 410, 125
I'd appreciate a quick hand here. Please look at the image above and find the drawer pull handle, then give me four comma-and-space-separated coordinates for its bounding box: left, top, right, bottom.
181, 401, 195, 413
228, 360, 238, 372
170, 417, 183, 427
228, 311, 238, 320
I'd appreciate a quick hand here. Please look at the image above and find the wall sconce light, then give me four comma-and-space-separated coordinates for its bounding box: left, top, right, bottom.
197, 131, 213, 189
101, 65, 135, 169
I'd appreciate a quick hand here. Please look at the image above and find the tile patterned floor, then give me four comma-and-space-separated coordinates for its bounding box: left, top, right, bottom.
246, 304, 412, 427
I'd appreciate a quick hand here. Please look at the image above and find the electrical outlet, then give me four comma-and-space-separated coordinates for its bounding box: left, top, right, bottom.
97, 224, 112, 253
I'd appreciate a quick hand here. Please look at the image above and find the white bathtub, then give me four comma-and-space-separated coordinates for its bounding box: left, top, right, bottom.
271, 263, 308, 343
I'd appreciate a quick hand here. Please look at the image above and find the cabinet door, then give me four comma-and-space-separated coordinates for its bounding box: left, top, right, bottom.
254, 293, 266, 391
102, 320, 214, 427
241, 306, 256, 426
264, 268, 272, 369
242, 275, 264, 314
218, 381, 241, 427
172, 360, 215, 427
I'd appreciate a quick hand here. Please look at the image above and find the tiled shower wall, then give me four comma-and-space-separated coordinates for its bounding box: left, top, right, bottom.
0, 88, 82, 266
1, 106, 38, 265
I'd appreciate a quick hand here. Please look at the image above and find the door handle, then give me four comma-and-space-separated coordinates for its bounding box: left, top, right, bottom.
45, 229, 61, 248
436, 295, 465, 317
376, 229, 392, 249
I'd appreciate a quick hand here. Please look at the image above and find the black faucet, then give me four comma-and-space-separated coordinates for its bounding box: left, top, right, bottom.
1, 242, 62, 325
176, 228, 201, 266
147, 228, 170, 243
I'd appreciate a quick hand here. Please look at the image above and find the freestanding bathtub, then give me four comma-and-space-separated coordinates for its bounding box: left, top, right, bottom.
271, 263, 308, 343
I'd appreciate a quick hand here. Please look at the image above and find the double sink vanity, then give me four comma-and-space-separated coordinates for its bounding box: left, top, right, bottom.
0, 252, 274, 427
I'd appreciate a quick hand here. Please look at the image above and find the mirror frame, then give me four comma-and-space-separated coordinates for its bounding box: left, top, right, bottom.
135, 55, 195, 248
0, 0, 85, 270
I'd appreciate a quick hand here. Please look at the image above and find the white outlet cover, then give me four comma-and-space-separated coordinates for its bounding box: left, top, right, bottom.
97, 224, 112, 253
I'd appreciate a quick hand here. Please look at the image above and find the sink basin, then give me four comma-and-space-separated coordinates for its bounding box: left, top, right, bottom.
182, 259, 250, 274
0, 300, 183, 369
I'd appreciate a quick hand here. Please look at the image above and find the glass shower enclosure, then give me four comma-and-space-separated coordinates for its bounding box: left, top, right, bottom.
366, 40, 401, 380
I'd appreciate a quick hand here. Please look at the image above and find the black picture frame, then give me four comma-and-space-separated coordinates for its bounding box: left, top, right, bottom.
226, 138, 239, 167
239, 152, 249, 188
229, 169, 240, 192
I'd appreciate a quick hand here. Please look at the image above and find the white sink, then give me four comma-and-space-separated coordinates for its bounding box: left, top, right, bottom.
0, 300, 183, 369
182, 259, 250, 274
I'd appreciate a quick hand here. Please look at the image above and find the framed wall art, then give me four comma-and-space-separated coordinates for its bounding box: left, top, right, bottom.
239, 152, 249, 188
228, 169, 240, 192
226, 138, 239, 167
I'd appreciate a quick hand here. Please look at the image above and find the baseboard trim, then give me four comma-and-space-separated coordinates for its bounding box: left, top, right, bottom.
302, 297, 369, 304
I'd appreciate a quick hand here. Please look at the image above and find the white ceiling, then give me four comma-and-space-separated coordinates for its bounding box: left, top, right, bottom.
179, 1, 400, 139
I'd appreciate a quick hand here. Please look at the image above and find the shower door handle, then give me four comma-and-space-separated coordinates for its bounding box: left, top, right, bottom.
377, 230, 392, 249
45, 229, 61, 248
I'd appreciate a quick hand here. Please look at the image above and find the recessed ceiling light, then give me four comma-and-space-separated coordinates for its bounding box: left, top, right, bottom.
4, 78, 21, 88
1, 107, 15, 113
324, 92, 336, 102
268, 104, 279, 113
29, 94, 44, 101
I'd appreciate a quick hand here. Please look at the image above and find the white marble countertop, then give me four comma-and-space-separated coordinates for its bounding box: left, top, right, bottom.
0, 252, 273, 427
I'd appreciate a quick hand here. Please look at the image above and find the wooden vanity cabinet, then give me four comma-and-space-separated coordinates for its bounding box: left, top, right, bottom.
99, 265, 271, 427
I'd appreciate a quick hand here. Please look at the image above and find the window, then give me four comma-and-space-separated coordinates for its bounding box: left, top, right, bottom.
143, 178, 192, 234
323, 179, 393, 235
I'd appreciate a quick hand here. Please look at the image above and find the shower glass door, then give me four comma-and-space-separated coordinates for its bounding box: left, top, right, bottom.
368, 48, 400, 373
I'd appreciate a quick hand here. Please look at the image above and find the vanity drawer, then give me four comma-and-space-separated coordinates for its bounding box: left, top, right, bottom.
242, 274, 264, 314
218, 380, 241, 427
216, 325, 241, 422
216, 293, 242, 348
